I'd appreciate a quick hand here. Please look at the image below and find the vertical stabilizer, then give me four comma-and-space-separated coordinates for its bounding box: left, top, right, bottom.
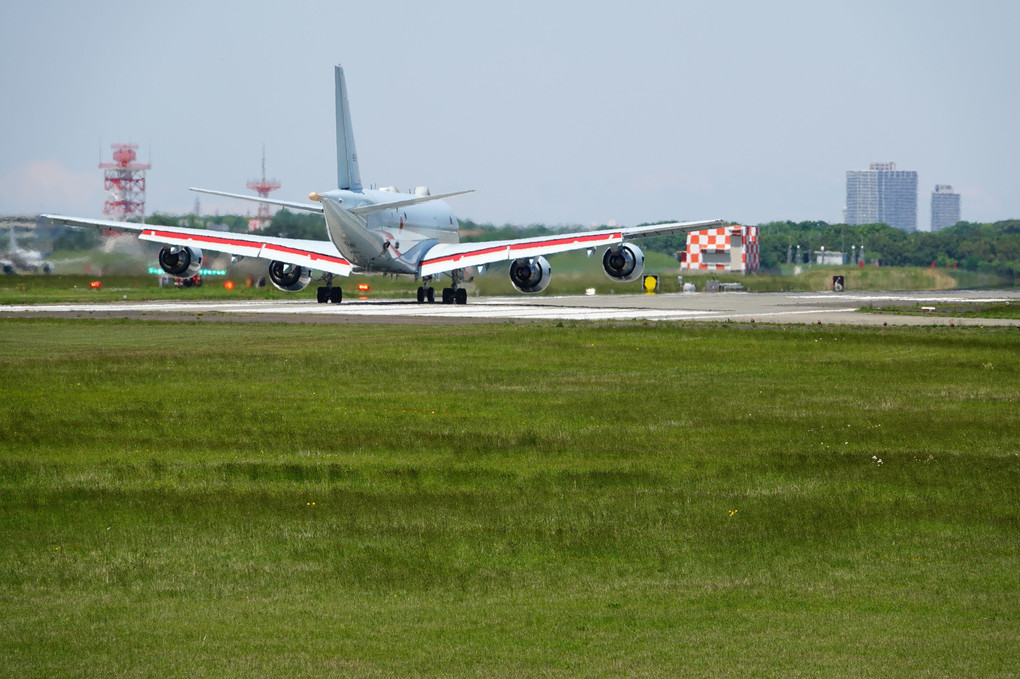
335, 65, 363, 191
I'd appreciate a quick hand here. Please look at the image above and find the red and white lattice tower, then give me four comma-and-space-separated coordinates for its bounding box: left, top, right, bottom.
100, 143, 150, 221
246, 149, 280, 231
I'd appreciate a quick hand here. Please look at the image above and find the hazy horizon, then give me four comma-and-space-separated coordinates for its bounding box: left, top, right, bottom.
1, 0, 1016, 230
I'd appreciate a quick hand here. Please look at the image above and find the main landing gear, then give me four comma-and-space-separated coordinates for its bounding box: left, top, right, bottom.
315, 273, 343, 304
441, 287, 468, 304
417, 274, 467, 304
416, 284, 436, 303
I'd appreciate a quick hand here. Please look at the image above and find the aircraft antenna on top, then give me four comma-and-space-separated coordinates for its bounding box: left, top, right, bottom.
246, 146, 281, 231
99, 143, 150, 222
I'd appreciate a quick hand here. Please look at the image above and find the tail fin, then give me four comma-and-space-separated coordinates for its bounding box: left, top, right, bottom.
335, 65, 362, 191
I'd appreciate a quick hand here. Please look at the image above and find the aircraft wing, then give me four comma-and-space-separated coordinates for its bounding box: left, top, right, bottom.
41, 214, 353, 276
418, 219, 725, 277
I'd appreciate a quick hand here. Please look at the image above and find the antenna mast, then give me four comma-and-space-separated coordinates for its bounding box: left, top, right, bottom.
246, 147, 281, 231
100, 143, 150, 222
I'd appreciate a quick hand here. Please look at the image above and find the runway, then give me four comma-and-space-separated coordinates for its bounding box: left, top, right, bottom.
3, 290, 1019, 326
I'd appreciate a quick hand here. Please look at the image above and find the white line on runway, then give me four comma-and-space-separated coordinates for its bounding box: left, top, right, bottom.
796, 294, 1016, 304
0, 300, 844, 322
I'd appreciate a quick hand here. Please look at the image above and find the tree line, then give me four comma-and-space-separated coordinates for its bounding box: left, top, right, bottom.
754, 220, 1020, 278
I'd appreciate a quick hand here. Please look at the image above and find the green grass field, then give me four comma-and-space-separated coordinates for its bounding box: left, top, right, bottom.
861, 302, 1020, 320
1, 319, 1018, 677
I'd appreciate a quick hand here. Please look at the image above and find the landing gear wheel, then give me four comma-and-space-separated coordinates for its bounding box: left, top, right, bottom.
455, 288, 467, 305
316, 286, 329, 304
417, 287, 426, 303
426, 287, 435, 303
329, 287, 343, 304
442, 288, 454, 304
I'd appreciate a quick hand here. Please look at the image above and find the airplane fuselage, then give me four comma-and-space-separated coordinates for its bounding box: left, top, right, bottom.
319, 188, 459, 276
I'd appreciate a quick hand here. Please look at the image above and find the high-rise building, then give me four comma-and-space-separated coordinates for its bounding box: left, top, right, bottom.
845, 161, 918, 232
931, 185, 961, 231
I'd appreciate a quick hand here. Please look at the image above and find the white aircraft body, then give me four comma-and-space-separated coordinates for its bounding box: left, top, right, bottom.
44, 65, 723, 303
2, 226, 53, 275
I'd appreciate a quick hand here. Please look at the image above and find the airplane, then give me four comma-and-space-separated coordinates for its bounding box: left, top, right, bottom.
44, 65, 724, 303
2, 225, 54, 275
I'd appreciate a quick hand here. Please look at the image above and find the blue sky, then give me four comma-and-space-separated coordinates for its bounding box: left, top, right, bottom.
1, 0, 1016, 229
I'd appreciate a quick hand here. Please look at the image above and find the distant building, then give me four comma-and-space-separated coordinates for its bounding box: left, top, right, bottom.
680, 225, 759, 274
931, 185, 961, 231
845, 161, 918, 232
814, 249, 849, 265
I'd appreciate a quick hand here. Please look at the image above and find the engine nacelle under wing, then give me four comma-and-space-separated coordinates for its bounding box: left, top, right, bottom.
268, 260, 312, 292
509, 256, 552, 294
158, 245, 203, 278
602, 243, 644, 282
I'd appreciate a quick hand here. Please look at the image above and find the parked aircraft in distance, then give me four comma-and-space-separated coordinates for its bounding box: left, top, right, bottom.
2, 225, 53, 275
44, 65, 723, 304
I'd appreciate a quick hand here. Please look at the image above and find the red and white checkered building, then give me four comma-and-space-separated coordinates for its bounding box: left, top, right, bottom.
679, 225, 759, 273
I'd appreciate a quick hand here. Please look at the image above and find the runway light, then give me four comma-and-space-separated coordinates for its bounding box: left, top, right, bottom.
89, 281, 102, 289
357, 283, 370, 292
224, 280, 235, 290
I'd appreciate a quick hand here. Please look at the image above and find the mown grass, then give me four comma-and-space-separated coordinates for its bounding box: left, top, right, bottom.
861, 302, 1020, 320
1, 319, 1018, 677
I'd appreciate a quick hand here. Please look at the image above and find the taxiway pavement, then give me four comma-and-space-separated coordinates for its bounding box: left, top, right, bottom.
3, 290, 1019, 326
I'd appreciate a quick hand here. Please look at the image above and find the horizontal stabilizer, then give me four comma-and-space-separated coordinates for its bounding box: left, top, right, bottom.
189, 188, 324, 214
349, 189, 475, 215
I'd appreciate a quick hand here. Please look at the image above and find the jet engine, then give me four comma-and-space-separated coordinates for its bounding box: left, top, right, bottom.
509, 256, 552, 294
158, 245, 203, 277
602, 243, 644, 282
268, 260, 312, 292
